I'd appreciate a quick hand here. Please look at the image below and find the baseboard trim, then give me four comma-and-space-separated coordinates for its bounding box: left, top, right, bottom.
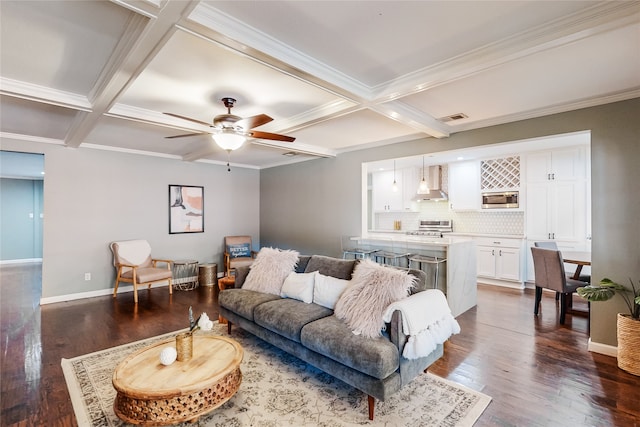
587, 338, 618, 357
40, 282, 170, 305
0, 258, 42, 265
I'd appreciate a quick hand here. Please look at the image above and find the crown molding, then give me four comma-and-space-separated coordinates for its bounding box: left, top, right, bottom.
0, 78, 92, 111
0, 132, 66, 146
448, 88, 640, 133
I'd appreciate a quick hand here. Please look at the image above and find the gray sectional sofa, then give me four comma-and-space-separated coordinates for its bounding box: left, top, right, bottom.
218, 254, 444, 420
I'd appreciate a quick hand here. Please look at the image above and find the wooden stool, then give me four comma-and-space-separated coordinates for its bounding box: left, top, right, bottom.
217, 276, 235, 324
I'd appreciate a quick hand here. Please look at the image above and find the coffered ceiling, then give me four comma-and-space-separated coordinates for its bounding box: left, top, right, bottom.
1, 1, 638, 170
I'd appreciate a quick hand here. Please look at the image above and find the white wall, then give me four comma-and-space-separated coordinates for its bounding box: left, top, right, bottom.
0, 138, 260, 301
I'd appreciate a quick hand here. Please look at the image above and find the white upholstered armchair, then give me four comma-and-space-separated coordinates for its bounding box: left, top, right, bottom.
110, 240, 173, 303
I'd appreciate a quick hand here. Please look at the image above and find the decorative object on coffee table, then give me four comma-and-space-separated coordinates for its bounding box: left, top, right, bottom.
112, 334, 243, 425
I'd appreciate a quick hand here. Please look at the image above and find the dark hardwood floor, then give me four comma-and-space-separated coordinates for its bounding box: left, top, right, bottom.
1, 263, 638, 426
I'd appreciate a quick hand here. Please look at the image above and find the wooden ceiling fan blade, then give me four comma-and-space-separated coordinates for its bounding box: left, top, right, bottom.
163, 112, 211, 127
235, 114, 273, 130
249, 130, 295, 142
165, 132, 206, 139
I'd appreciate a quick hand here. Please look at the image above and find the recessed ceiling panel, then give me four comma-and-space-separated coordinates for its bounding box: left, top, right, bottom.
0, 0, 138, 95
290, 109, 421, 150
210, 1, 602, 87
117, 29, 346, 124
0, 95, 77, 139
402, 23, 640, 127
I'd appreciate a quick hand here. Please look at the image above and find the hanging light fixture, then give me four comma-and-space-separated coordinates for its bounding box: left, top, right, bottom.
418, 155, 429, 193
211, 130, 246, 151
392, 160, 398, 192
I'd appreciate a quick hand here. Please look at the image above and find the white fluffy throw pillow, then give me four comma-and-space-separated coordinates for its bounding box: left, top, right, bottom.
242, 247, 300, 295
334, 259, 415, 338
280, 271, 315, 303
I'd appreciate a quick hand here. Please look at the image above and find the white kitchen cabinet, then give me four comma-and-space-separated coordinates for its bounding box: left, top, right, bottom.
476, 237, 524, 288
372, 168, 417, 212
448, 161, 480, 211
525, 147, 587, 243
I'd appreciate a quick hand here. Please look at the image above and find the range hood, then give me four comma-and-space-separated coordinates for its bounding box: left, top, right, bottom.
414, 166, 448, 201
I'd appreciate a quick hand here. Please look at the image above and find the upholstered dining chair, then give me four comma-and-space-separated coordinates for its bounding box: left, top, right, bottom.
223, 236, 257, 277
530, 247, 587, 325
534, 241, 591, 284
110, 240, 173, 304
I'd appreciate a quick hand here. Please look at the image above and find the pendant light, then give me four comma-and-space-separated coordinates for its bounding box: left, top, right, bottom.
392, 160, 398, 192
418, 156, 429, 193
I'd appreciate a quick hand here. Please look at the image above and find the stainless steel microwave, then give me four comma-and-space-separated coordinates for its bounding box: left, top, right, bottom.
481, 191, 519, 209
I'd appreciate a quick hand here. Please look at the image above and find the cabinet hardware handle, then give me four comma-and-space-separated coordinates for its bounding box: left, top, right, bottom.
493, 241, 500, 244
552, 173, 555, 180
499, 250, 502, 256
547, 173, 551, 180
492, 250, 495, 256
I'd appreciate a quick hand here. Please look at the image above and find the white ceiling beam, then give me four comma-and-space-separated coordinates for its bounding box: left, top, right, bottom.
368, 101, 450, 139
64, 0, 200, 148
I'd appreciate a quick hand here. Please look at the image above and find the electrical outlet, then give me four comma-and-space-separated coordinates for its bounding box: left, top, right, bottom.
84, 273, 91, 281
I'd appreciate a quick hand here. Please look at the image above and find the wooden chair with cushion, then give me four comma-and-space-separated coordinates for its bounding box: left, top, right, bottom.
531, 247, 587, 325
223, 236, 257, 277
110, 240, 173, 304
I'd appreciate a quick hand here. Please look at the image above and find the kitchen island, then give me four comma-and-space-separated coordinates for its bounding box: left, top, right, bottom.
356, 233, 477, 317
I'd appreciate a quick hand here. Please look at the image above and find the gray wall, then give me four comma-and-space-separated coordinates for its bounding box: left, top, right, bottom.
0, 137, 260, 300
0, 178, 43, 260
260, 98, 640, 347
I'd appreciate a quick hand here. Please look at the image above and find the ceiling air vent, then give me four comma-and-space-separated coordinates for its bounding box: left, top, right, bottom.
439, 113, 468, 123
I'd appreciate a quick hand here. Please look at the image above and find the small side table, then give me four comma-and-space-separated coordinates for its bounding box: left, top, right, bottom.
172, 260, 199, 291
217, 276, 236, 324
198, 263, 218, 287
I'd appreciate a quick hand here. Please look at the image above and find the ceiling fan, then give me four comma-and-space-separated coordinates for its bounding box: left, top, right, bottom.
164, 97, 295, 153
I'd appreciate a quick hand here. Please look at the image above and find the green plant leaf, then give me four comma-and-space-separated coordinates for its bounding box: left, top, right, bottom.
577, 285, 616, 301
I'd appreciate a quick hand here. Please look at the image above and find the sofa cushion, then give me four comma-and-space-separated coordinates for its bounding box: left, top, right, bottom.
296, 255, 312, 273
304, 255, 356, 280
254, 299, 333, 343
301, 315, 400, 380
218, 289, 281, 321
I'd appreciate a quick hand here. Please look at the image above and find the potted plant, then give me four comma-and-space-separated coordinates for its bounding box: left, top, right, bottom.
577, 278, 640, 376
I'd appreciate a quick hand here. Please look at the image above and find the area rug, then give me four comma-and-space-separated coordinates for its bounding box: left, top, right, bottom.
62, 323, 491, 426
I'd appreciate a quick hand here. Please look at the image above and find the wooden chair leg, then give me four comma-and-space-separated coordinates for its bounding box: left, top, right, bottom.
133, 283, 139, 304
534, 286, 542, 315
168, 278, 173, 294
113, 279, 119, 297
368, 395, 375, 420
227, 321, 232, 335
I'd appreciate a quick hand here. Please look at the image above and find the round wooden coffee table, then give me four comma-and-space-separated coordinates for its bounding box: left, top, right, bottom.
112, 334, 243, 425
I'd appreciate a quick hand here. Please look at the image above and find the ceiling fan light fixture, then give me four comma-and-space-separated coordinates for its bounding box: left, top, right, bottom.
212, 130, 246, 151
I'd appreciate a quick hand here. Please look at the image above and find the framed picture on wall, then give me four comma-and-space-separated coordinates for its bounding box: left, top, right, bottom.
169, 185, 204, 234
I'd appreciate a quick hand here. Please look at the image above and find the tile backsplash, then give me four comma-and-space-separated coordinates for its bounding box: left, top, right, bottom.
374, 202, 524, 235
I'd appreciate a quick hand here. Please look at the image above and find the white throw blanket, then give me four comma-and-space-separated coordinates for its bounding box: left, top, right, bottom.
382, 289, 461, 360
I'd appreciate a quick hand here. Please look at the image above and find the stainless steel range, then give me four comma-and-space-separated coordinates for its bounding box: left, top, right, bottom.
406, 220, 453, 237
